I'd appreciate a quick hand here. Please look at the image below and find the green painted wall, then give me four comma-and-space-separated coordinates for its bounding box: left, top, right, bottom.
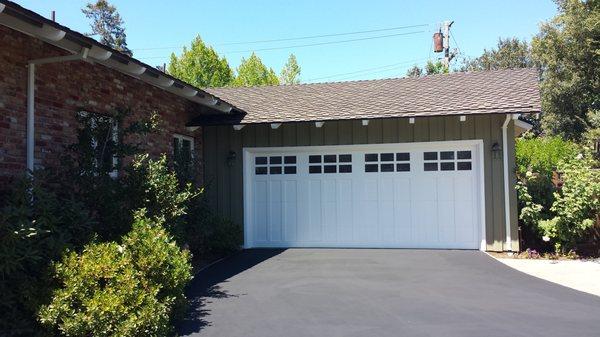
203, 115, 518, 251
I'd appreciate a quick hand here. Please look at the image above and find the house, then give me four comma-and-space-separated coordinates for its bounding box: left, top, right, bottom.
0, 0, 241, 181
0, 1, 540, 252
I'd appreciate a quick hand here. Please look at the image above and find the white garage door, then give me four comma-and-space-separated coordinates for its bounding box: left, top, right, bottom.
243, 141, 485, 250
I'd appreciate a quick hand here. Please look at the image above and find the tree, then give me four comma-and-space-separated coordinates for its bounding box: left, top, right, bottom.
168, 35, 234, 88
279, 54, 301, 84
82, 0, 131, 56
532, 0, 600, 140
233, 53, 280, 87
406, 65, 423, 78
425, 60, 449, 75
405, 60, 448, 78
460, 38, 534, 71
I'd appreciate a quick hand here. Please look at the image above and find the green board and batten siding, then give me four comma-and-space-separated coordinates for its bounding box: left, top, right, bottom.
203, 115, 519, 251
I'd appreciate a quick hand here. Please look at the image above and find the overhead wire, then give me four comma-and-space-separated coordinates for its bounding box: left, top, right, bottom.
305, 58, 428, 82
131, 23, 429, 51
135, 30, 427, 60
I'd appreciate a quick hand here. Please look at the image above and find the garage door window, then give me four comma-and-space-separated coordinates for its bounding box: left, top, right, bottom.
365, 152, 411, 173
255, 155, 297, 175
309, 154, 352, 174
423, 150, 472, 171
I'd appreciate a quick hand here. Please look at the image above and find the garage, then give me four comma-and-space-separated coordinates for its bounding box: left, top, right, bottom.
204, 69, 541, 252
243, 140, 485, 249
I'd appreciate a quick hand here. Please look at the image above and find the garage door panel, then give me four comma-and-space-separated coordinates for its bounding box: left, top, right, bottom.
254, 181, 268, 242
282, 181, 297, 242
337, 179, 353, 242
246, 141, 482, 249
269, 181, 283, 242
308, 180, 322, 242
393, 178, 411, 202
437, 178, 455, 201
455, 200, 476, 243
379, 200, 395, 242
413, 200, 438, 243
454, 175, 474, 201
393, 200, 412, 242
322, 180, 337, 242
296, 182, 310, 242
438, 200, 456, 243
412, 177, 436, 201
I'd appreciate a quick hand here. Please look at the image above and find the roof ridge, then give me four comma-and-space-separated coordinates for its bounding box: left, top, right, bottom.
206, 67, 537, 91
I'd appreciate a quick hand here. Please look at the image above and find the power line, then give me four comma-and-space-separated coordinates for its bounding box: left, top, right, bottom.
135, 30, 426, 60
131, 23, 429, 51
330, 62, 426, 82
305, 58, 428, 82
226, 30, 425, 53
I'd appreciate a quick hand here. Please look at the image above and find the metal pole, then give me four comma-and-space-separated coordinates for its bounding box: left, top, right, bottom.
442, 21, 453, 68
27, 63, 35, 174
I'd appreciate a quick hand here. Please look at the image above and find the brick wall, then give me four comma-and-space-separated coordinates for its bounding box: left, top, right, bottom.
0, 25, 203, 183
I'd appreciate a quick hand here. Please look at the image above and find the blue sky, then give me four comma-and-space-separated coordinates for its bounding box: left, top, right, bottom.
16, 1, 557, 83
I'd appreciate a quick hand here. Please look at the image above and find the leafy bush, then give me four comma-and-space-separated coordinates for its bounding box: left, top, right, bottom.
181, 199, 243, 259
516, 136, 579, 179
538, 151, 600, 252
125, 154, 198, 234
1, 108, 240, 335
515, 136, 580, 249
39, 212, 192, 337
0, 175, 92, 336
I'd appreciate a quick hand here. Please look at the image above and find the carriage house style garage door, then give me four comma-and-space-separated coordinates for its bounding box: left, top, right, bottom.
243, 140, 486, 250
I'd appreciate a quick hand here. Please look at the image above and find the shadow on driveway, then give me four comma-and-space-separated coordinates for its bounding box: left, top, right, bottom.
177, 249, 286, 335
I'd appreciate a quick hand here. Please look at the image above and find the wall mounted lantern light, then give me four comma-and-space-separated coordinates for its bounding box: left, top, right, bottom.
491, 142, 502, 159
226, 151, 237, 167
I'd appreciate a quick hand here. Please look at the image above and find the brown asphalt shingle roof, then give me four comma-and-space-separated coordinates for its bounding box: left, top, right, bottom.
205, 68, 541, 124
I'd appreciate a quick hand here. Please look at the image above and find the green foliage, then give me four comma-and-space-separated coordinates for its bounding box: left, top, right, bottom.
516, 136, 579, 179
424, 60, 449, 75
53, 108, 161, 241
515, 136, 581, 250
404, 60, 448, 78
39, 212, 192, 337
167, 35, 234, 88
233, 53, 280, 87
539, 151, 600, 252
125, 154, 199, 236
182, 199, 243, 258
516, 181, 544, 229
405, 65, 423, 78
460, 37, 534, 71
82, 0, 131, 56
532, 0, 600, 140
0, 175, 93, 336
279, 54, 301, 84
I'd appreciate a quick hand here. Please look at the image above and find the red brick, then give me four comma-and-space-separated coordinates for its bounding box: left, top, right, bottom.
0, 26, 203, 182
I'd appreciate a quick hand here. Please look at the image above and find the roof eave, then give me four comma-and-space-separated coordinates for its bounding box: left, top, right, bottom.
0, 0, 242, 115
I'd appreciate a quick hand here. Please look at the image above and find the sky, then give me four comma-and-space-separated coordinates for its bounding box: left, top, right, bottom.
15, 1, 558, 84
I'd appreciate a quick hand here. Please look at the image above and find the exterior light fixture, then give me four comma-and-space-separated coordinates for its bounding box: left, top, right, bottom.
226, 151, 237, 167
491, 142, 502, 159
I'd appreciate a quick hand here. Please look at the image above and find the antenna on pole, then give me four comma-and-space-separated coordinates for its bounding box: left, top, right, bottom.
432, 21, 456, 68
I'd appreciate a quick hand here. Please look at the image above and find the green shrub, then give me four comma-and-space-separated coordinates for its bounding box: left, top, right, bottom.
516, 136, 579, 178
539, 151, 600, 252
182, 199, 243, 259
39, 212, 192, 337
125, 154, 199, 234
515, 136, 580, 249
0, 175, 92, 336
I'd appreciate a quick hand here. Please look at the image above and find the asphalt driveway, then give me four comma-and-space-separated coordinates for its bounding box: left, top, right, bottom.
178, 249, 600, 337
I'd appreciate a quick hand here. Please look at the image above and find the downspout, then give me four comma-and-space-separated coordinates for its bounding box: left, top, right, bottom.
26, 48, 90, 174
501, 114, 513, 251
